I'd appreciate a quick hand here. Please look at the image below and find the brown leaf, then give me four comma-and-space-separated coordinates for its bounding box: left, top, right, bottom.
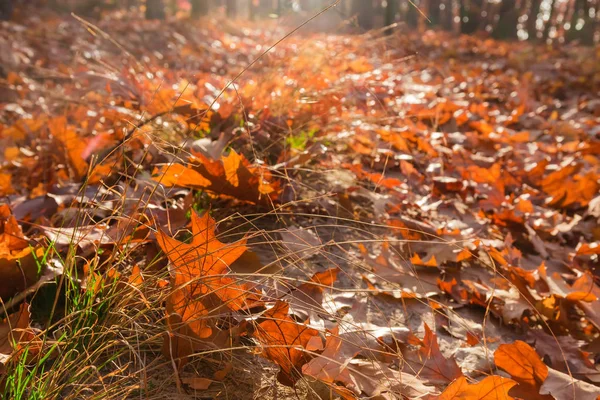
302, 327, 361, 384
539, 368, 600, 400
332, 359, 436, 398
405, 324, 463, 385
181, 376, 213, 390
0, 303, 41, 371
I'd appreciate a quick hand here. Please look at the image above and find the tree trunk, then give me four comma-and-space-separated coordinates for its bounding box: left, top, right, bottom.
441, 0, 454, 31
493, 0, 518, 39
579, 0, 595, 45
258, 0, 271, 18
406, 0, 418, 28
566, 0, 594, 44
428, 0, 441, 26
227, 0, 237, 18
460, 0, 483, 34
190, 0, 208, 17
385, 0, 397, 28
0, 0, 12, 21
146, 0, 165, 19
527, 0, 542, 40
542, 0, 556, 41
353, 0, 374, 30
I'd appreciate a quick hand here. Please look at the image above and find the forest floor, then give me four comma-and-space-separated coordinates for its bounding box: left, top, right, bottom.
1, 7, 600, 400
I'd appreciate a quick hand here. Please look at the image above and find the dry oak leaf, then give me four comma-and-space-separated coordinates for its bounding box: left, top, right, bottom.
301, 326, 361, 386
0, 302, 41, 372
181, 376, 213, 390
332, 359, 436, 399
286, 267, 340, 325
539, 164, 599, 208
571, 272, 600, 329
0, 173, 15, 196
0, 205, 45, 301
48, 116, 89, 180
156, 211, 254, 340
538, 263, 596, 302
576, 242, 600, 256
405, 323, 463, 385
494, 340, 552, 400
253, 301, 319, 386
440, 376, 517, 400
152, 150, 278, 205
362, 242, 440, 299
539, 368, 600, 400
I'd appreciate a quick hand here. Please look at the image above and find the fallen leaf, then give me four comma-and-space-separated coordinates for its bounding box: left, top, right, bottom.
440, 376, 517, 399
334, 359, 436, 398
539, 368, 600, 400
153, 150, 278, 204
253, 301, 319, 386
494, 340, 551, 399
404, 324, 464, 385
181, 376, 213, 390
156, 211, 255, 366
0, 205, 45, 301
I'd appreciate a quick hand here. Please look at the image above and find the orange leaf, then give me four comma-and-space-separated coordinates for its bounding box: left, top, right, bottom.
411, 253, 438, 267
156, 211, 252, 340
0, 206, 45, 300
576, 242, 600, 256
0, 173, 15, 196
153, 163, 212, 188
494, 340, 551, 399
4, 147, 20, 162
128, 265, 144, 287
153, 151, 278, 204
253, 301, 319, 386
48, 116, 89, 179
222, 150, 241, 187
440, 376, 517, 399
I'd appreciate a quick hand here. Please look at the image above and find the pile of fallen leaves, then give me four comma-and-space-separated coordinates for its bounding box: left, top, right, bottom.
0, 8, 600, 400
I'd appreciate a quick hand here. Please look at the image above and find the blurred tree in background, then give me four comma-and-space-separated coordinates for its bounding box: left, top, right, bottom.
4, 0, 599, 44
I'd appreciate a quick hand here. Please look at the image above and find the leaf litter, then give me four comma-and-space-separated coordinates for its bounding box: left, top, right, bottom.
0, 6, 599, 400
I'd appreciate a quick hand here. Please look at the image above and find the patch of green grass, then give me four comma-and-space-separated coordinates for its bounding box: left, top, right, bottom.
3, 246, 148, 399
286, 128, 317, 151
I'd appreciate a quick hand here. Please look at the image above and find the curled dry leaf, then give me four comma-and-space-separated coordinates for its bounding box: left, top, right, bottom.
332, 359, 436, 399
539, 367, 600, 400
0, 205, 45, 301
286, 267, 340, 325
252, 301, 319, 386
404, 324, 463, 386
181, 376, 213, 390
0, 303, 41, 373
301, 326, 362, 386
361, 242, 440, 299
